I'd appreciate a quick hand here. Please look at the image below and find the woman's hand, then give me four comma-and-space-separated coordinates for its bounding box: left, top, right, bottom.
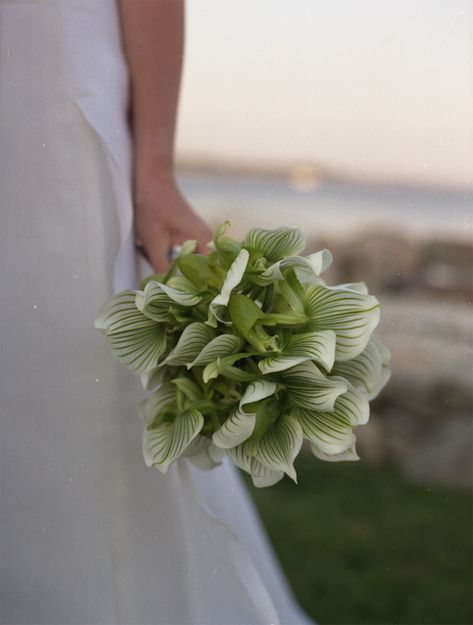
133, 172, 213, 273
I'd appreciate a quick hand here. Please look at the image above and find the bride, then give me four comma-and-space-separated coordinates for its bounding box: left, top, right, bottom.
0, 1, 313, 623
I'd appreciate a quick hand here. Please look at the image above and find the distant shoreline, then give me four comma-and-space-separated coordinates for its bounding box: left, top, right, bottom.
176, 156, 473, 198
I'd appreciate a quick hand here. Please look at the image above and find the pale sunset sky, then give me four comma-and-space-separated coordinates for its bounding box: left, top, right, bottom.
176, 0, 472, 189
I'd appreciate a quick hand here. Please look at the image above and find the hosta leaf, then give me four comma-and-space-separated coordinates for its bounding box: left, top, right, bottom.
209, 248, 249, 311
304, 285, 380, 361
159, 322, 214, 367
258, 330, 336, 374
156, 276, 202, 306
212, 379, 277, 448
94, 290, 166, 374
226, 444, 284, 487
135, 281, 175, 322
182, 435, 225, 470
336, 282, 369, 295
292, 387, 368, 455
282, 361, 348, 412
245, 414, 303, 483
187, 334, 242, 368
239, 379, 277, 412
331, 338, 391, 400
142, 409, 204, 473
212, 408, 256, 448
310, 441, 360, 462
243, 226, 305, 261
202, 354, 258, 383
138, 382, 176, 426
254, 249, 332, 286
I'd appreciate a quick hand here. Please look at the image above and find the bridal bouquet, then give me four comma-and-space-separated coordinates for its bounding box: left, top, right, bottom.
94, 224, 390, 487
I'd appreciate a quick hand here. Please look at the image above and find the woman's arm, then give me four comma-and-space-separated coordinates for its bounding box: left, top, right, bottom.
118, 0, 212, 272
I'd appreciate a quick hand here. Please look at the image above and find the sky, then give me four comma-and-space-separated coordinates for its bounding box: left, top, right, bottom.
175, 0, 472, 188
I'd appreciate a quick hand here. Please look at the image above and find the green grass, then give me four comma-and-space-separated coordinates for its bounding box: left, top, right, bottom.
245, 452, 472, 625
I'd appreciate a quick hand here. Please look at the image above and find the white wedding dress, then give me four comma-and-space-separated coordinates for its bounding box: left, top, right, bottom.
0, 2, 314, 624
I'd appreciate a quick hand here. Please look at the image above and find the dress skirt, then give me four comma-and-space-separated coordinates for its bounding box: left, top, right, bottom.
0, 2, 313, 623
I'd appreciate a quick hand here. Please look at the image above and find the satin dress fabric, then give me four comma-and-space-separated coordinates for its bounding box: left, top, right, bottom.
0, 2, 314, 624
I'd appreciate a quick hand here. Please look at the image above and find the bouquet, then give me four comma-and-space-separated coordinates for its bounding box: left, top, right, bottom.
94, 224, 390, 487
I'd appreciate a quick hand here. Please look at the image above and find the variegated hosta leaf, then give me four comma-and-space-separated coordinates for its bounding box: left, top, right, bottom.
187, 334, 242, 368
156, 276, 202, 306
212, 408, 256, 448
212, 379, 277, 448
209, 248, 249, 314
331, 338, 391, 400
304, 285, 380, 362
311, 441, 360, 462
239, 379, 278, 411
245, 414, 303, 483
281, 361, 348, 412
93, 290, 166, 374
243, 226, 305, 261
181, 435, 225, 470
226, 444, 284, 487
138, 382, 176, 426
142, 409, 204, 473
254, 249, 333, 286
258, 330, 336, 374
135, 281, 175, 322
159, 322, 214, 367
292, 386, 368, 455
336, 282, 369, 295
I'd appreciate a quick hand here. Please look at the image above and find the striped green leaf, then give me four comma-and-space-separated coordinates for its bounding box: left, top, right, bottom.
182, 435, 225, 470
187, 334, 242, 368
304, 285, 380, 362
282, 361, 348, 412
93, 290, 166, 374
310, 441, 360, 462
255, 249, 333, 285
331, 337, 391, 400
142, 409, 204, 473
245, 414, 303, 482
239, 379, 277, 411
135, 281, 175, 322
209, 248, 249, 322
292, 386, 368, 455
226, 444, 284, 487
156, 276, 202, 306
159, 322, 214, 367
138, 382, 176, 426
140, 367, 165, 391
212, 408, 256, 448
258, 330, 336, 374
202, 353, 258, 383
243, 226, 305, 261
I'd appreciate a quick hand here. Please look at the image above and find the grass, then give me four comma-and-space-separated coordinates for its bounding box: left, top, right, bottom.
245, 452, 472, 625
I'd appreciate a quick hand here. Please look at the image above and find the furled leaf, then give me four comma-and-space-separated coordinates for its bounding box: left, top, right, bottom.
258, 330, 336, 374
135, 281, 175, 322
281, 361, 348, 412
142, 409, 204, 473
187, 334, 243, 368
310, 441, 360, 462
304, 285, 380, 361
243, 226, 305, 261
254, 249, 332, 285
226, 444, 285, 487
94, 290, 167, 374
138, 382, 176, 426
159, 322, 214, 367
156, 276, 202, 306
292, 386, 368, 456
209, 248, 249, 315
245, 414, 303, 482
331, 338, 391, 400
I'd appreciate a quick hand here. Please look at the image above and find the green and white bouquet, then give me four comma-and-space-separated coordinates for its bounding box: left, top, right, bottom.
94, 224, 390, 487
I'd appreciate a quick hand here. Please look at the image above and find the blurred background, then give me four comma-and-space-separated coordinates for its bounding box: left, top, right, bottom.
175, 1, 472, 623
